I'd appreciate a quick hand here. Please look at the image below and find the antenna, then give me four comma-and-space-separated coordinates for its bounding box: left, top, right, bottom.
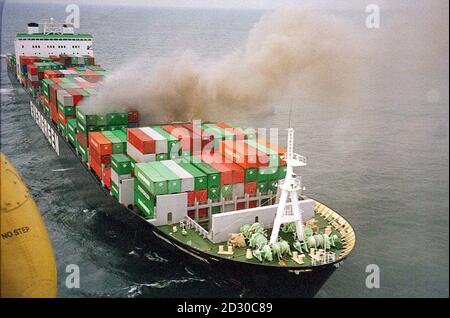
288, 98, 293, 129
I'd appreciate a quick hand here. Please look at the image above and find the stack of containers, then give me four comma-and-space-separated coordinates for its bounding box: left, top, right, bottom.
88, 132, 112, 189
18, 56, 41, 83
134, 161, 182, 218
76, 108, 98, 162
140, 127, 169, 161
175, 161, 208, 218
126, 128, 156, 163
110, 153, 134, 207
161, 124, 198, 157
66, 118, 78, 148
127, 111, 139, 128
151, 126, 180, 159
245, 139, 283, 195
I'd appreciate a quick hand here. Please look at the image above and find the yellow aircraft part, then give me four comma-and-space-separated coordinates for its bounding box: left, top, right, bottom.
1, 153, 57, 298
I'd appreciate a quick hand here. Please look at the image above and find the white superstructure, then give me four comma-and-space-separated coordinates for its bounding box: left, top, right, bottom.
14, 18, 94, 74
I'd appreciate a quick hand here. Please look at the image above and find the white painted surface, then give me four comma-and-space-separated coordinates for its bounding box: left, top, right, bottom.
161, 160, 194, 192
111, 169, 132, 185
209, 199, 315, 243
141, 127, 168, 154
118, 178, 134, 207
148, 192, 188, 226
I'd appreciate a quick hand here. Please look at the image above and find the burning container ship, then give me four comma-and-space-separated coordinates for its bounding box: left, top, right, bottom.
5, 20, 355, 294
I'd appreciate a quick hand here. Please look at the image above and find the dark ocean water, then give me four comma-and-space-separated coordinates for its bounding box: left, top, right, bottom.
1, 1, 448, 297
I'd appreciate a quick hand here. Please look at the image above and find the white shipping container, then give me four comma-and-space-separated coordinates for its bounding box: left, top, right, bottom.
141, 127, 168, 154
127, 142, 156, 163
57, 89, 74, 106
119, 178, 134, 207
111, 169, 132, 186
161, 160, 194, 192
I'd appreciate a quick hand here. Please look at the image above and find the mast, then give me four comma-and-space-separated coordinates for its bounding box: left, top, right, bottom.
269, 128, 307, 244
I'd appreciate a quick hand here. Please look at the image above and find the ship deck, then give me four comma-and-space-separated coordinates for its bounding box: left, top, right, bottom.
157, 201, 356, 268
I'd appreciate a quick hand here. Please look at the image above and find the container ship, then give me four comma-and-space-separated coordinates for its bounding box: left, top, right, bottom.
5, 19, 356, 296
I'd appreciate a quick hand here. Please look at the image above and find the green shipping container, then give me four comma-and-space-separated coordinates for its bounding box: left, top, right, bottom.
58, 121, 67, 137
257, 181, 268, 194
151, 126, 180, 155
135, 192, 155, 218
57, 101, 74, 116
77, 120, 97, 138
268, 180, 278, 193
134, 163, 168, 196
76, 108, 97, 126
191, 161, 220, 189
208, 186, 220, 202
277, 165, 287, 179
221, 184, 233, 198
134, 179, 156, 206
67, 118, 78, 135
68, 132, 77, 147
225, 123, 257, 140
111, 181, 119, 200
150, 162, 181, 194
77, 141, 89, 162
177, 162, 207, 190
96, 114, 107, 126
106, 112, 128, 125
156, 153, 169, 161
257, 166, 279, 182
111, 154, 132, 175
246, 139, 280, 166
244, 167, 257, 182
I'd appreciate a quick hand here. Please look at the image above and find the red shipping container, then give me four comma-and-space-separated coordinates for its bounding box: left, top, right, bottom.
66, 88, 85, 106
256, 138, 287, 166
31, 81, 40, 89
75, 82, 95, 89
57, 111, 74, 125
128, 111, 139, 123
249, 200, 257, 208
222, 163, 244, 184
102, 168, 111, 190
183, 123, 208, 150
77, 132, 88, 148
188, 210, 195, 219
187, 191, 196, 207
49, 84, 62, 107
127, 128, 155, 154
200, 154, 233, 185
161, 125, 192, 151
216, 122, 246, 140
89, 145, 111, 165
220, 139, 269, 168
89, 155, 102, 178
244, 181, 257, 196
195, 189, 208, 204
50, 102, 58, 124
199, 208, 208, 218
43, 96, 50, 107
88, 131, 112, 155
237, 202, 245, 210
27, 65, 38, 75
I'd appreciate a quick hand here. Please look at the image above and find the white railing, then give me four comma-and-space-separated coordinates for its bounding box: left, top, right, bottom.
311, 251, 336, 266
184, 215, 208, 238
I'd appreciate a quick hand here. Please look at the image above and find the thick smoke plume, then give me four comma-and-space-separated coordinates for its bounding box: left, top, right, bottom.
83, 7, 359, 124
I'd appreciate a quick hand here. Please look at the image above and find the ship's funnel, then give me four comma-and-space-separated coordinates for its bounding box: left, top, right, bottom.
27, 22, 39, 34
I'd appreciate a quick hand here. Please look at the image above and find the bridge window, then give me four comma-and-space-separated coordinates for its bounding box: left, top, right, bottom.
167, 212, 173, 224
255, 216, 259, 223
